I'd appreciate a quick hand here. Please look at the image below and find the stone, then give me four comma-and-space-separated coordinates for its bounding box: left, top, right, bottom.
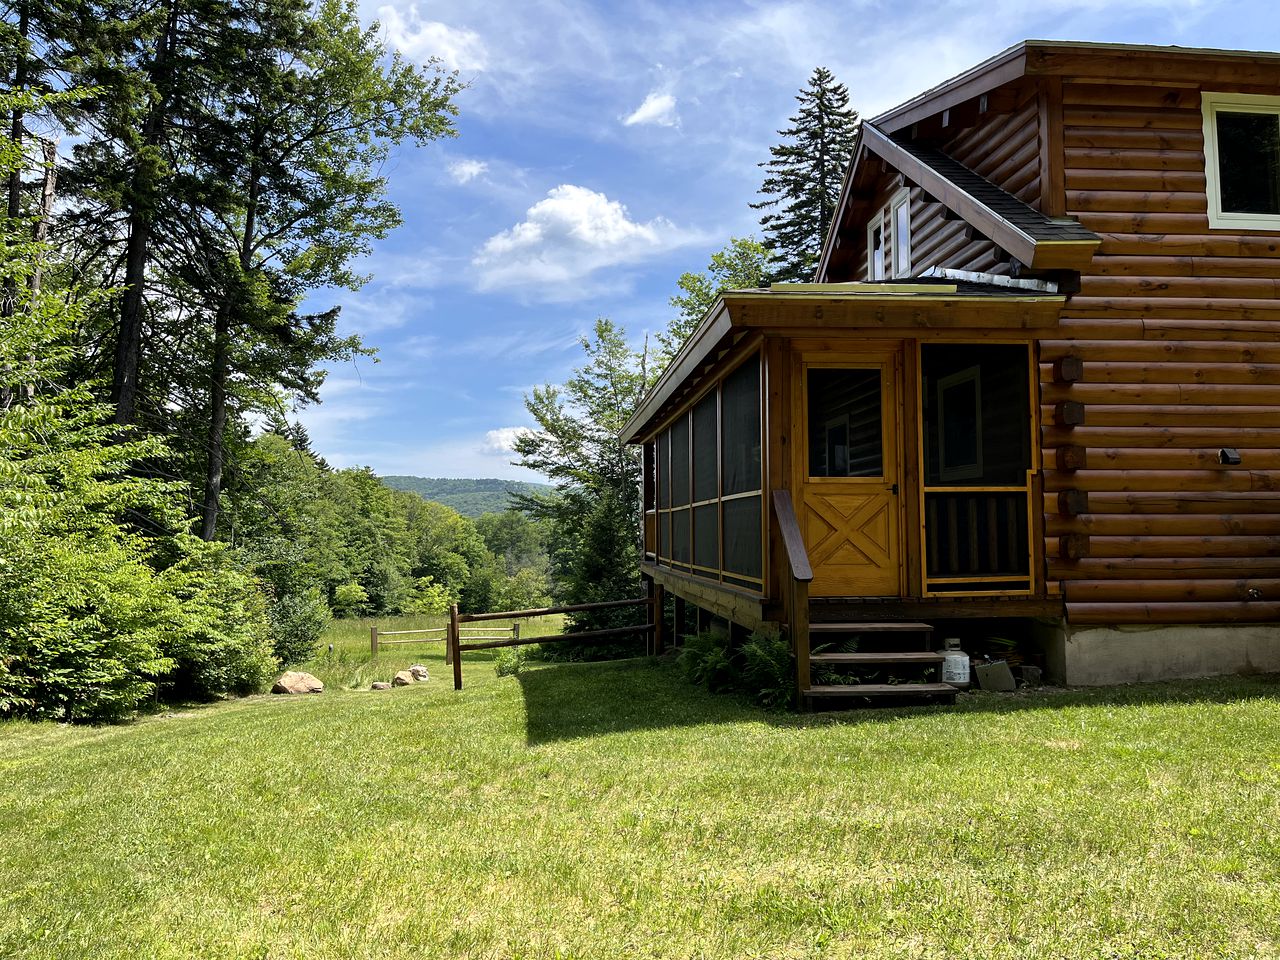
409, 664, 430, 681
371, 682, 392, 690
272, 671, 324, 695
391, 670, 415, 687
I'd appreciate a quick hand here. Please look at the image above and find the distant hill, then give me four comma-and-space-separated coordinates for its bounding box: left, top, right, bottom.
380, 476, 554, 517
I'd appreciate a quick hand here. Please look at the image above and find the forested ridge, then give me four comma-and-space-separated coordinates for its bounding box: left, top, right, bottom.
380, 476, 554, 518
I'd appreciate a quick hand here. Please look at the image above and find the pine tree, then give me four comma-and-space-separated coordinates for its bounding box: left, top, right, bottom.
751, 67, 859, 283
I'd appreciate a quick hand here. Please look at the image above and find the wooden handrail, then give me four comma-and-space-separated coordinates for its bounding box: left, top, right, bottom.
772, 491, 813, 582
772, 490, 812, 698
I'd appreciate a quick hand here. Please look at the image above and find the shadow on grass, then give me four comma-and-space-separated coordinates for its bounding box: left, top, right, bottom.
517, 656, 1280, 746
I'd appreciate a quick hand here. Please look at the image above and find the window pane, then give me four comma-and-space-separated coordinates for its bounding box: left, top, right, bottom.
1218, 111, 1280, 215
894, 200, 911, 276
658, 511, 669, 558
870, 225, 884, 280
692, 391, 718, 502
670, 414, 689, 506
671, 508, 690, 564
721, 359, 761, 495
723, 496, 762, 579
694, 503, 718, 569
643, 442, 656, 512
808, 368, 883, 478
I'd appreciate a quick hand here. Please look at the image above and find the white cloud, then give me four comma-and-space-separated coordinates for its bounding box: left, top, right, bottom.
447, 158, 489, 183
482, 426, 535, 453
472, 184, 701, 296
377, 4, 487, 71
623, 90, 679, 127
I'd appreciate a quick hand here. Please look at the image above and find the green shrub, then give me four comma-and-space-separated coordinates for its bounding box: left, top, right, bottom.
740, 628, 794, 710
677, 627, 796, 709
494, 646, 529, 677
158, 539, 278, 700
332, 582, 369, 618
268, 588, 332, 666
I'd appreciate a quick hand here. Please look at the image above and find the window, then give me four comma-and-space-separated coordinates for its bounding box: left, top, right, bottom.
866, 187, 912, 279
1203, 92, 1280, 229
867, 222, 885, 280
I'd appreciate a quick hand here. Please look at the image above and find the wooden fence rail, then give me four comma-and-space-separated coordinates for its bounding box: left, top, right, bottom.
371, 622, 519, 662
449, 597, 655, 690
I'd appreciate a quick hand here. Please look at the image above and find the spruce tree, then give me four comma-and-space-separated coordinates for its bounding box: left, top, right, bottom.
751, 67, 859, 283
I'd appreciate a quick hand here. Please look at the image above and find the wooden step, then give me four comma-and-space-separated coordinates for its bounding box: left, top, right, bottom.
809, 651, 944, 665
805, 682, 957, 697
809, 621, 934, 634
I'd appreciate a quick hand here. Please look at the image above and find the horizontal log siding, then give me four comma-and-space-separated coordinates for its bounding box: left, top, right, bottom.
909, 87, 1042, 277
1049, 80, 1280, 626
845, 86, 1040, 281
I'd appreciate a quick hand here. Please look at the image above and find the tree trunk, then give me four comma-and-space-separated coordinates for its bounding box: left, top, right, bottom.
111, 0, 180, 426
199, 302, 230, 540
200, 155, 259, 540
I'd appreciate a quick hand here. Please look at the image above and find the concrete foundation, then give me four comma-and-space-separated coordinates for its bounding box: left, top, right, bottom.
1035, 620, 1280, 686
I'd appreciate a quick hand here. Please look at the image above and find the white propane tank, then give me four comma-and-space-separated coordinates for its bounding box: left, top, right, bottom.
940, 638, 970, 688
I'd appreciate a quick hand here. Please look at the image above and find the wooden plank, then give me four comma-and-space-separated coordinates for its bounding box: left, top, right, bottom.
1096, 232, 1280, 258
1042, 469, 1280, 492
1086, 256, 1280, 279
1067, 601, 1280, 625
805, 682, 957, 696
1040, 340, 1280, 363
457, 596, 648, 623
1046, 534, 1280, 558
1042, 425, 1280, 448
1044, 491, 1280, 514
1040, 361, 1280, 386
1065, 167, 1205, 189
809, 652, 944, 664
1044, 406, 1280, 427
810, 621, 934, 633
1053, 557, 1280, 579
1064, 579, 1280, 602
1047, 514, 1280, 536
1043, 382, 1280, 405
772, 490, 813, 582
457, 624, 651, 651
1064, 147, 1204, 172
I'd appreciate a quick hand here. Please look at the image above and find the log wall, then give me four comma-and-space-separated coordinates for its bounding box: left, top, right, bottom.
1042, 79, 1280, 626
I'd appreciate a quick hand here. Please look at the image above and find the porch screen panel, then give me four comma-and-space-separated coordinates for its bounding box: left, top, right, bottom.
692, 393, 718, 503
670, 414, 690, 507
693, 504, 718, 569
671, 507, 691, 566
807, 368, 882, 478
657, 429, 670, 508
721, 359, 762, 496
723, 495, 762, 582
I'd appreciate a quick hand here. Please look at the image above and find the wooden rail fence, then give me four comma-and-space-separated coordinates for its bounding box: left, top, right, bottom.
448, 596, 660, 690
371, 622, 520, 663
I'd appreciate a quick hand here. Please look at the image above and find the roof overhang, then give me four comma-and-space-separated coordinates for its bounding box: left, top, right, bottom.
620, 282, 1066, 444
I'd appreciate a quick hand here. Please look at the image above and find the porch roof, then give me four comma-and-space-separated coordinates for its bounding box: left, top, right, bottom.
619, 277, 1065, 444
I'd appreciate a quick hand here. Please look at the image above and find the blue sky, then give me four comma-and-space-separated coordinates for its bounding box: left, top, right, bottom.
298, 0, 1280, 482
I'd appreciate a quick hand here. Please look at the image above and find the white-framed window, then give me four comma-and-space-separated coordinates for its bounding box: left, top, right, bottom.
866, 187, 913, 279
1202, 91, 1280, 230
891, 188, 912, 276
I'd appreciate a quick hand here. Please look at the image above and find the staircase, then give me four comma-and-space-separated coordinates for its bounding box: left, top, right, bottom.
802, 620, 957, 708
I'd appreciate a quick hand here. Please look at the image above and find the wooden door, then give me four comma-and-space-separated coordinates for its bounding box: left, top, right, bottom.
795, 348, 902, 597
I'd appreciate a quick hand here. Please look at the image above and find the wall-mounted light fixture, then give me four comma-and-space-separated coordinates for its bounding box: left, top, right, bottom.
1219, 448, 1242, 465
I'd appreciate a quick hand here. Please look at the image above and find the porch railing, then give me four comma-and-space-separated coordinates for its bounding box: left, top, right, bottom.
772, 490, 813, 695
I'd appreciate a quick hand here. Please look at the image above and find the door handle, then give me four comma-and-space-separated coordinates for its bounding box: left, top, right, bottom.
891, 483, 899, 495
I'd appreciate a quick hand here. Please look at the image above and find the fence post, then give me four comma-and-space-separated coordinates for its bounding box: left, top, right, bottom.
450, 604, 462, 691
370, 625, 378, 657
653, 582, 667, 656
512, 622, 520, 643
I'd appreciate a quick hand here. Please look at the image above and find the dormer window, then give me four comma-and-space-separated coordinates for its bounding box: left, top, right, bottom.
867, 187, 912, 280
1202, 92, 1280, 229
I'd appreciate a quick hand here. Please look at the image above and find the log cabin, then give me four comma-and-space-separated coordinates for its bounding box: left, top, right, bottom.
621, 40, 1280, 704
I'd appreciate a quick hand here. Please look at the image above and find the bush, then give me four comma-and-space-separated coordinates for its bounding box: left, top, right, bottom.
268, 588, 332, 665
404, 576, 458, 616
332, 582, 369, 618
494, 646, 529, 677
740, 628, 794, 710
677, 627, 795, 709
158, 539, 278, 700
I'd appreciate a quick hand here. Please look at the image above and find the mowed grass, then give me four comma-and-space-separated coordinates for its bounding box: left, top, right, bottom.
1, 622, 1279, 960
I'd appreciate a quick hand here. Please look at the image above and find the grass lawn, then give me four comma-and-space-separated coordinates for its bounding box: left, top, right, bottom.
2, 620, 1279, 959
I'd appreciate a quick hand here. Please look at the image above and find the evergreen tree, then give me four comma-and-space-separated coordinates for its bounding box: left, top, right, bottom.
751, 67, 859, 283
